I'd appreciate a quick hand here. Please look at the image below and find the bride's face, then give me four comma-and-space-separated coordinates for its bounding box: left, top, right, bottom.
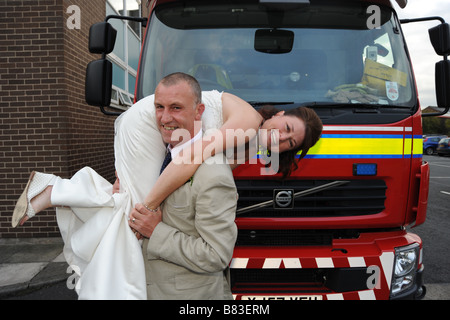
260, 111, 306, 153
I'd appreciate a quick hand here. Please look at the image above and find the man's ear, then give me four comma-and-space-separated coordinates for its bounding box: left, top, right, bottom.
274, 110, 285, 117
195, 103, 205, 120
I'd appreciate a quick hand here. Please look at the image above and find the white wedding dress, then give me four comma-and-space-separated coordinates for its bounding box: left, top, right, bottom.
53, 90, 224, 300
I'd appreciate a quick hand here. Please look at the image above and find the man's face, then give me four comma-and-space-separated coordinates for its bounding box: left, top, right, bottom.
155, 82, 204, 147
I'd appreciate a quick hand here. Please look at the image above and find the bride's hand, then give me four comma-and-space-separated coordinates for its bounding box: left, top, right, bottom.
128, 204, 162, 239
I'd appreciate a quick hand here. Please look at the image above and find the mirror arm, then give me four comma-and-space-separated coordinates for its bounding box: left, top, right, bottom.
421, 107, 449, 117
100, 105, 123, 116
400, 16, 445, 25
105, 15, 148, 28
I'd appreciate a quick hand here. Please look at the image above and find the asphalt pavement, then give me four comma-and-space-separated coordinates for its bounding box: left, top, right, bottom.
0, 237, 74, 299
0, 236, 449, 300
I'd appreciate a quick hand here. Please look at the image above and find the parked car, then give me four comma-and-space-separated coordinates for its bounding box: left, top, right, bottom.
423, 135, 447, 155
437, 137, 450, 156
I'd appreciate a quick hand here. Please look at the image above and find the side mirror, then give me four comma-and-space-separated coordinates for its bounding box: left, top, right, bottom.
429, 23, 450, 116
85, 16, 145, 115
400, 17, 450, 117
429, 23, 450, 56
88, 22, 117, 54
86, 22, 116, 108
435, 60, 450, 108
85, 59, 112, 107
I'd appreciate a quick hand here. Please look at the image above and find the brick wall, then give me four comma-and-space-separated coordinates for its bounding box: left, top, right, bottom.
63, 0, 116, 175
0, 0, 119, 238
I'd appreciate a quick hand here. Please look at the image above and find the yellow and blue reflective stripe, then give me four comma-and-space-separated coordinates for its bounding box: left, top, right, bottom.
301, 133, 423, 159
255, 127, 422, 159
405, 135, 423, 159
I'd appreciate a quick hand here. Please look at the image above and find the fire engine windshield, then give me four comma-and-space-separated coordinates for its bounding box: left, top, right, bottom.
138, 1, 416, 112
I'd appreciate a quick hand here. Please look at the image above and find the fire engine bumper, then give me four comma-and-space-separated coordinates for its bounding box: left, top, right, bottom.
230, 230, 425, 300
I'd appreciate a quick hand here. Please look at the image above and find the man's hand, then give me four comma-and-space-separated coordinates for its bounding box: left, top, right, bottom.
128, 204, 162, 239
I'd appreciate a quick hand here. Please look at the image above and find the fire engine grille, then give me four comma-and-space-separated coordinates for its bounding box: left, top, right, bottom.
235, 179, 386, 218
231, 268, 371, 294
236, 229, 359, 246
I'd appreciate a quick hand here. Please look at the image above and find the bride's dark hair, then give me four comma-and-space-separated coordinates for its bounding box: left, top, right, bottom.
259, 105, 323, 178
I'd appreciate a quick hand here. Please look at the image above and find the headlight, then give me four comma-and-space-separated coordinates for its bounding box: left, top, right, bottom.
391, 243, 420, 297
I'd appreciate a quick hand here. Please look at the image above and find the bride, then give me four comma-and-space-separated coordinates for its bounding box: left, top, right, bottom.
11, 72, 322, 299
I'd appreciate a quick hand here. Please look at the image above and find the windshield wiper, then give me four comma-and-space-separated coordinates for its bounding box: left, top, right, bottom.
248, 101, 413, 112
248, 101, 294, 107
298, 101, 413, 110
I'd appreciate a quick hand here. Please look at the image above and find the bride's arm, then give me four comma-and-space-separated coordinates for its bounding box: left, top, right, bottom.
143, 93, 262, 209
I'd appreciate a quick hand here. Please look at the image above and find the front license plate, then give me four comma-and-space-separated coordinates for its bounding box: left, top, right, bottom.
241, 295, 323, 300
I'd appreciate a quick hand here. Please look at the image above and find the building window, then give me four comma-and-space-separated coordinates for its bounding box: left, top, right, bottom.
106, 0, 142, 109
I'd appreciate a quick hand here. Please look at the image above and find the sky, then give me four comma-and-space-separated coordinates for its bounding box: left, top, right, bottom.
395, 1, 450, 109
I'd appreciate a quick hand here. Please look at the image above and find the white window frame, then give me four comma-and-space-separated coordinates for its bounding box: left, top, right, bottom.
106, 0, 142, 109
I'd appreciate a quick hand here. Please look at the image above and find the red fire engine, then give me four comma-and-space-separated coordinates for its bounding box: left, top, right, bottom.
86, 0, 450, 299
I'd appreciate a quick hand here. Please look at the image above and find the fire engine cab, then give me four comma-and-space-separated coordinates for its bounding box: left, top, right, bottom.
86, 0, 450, 299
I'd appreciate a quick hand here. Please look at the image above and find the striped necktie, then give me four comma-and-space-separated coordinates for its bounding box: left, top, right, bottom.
160, 151, 172, 175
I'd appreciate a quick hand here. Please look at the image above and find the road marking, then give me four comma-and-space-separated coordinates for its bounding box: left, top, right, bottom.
429, 163, 450, 169
441, 191, 450, 196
